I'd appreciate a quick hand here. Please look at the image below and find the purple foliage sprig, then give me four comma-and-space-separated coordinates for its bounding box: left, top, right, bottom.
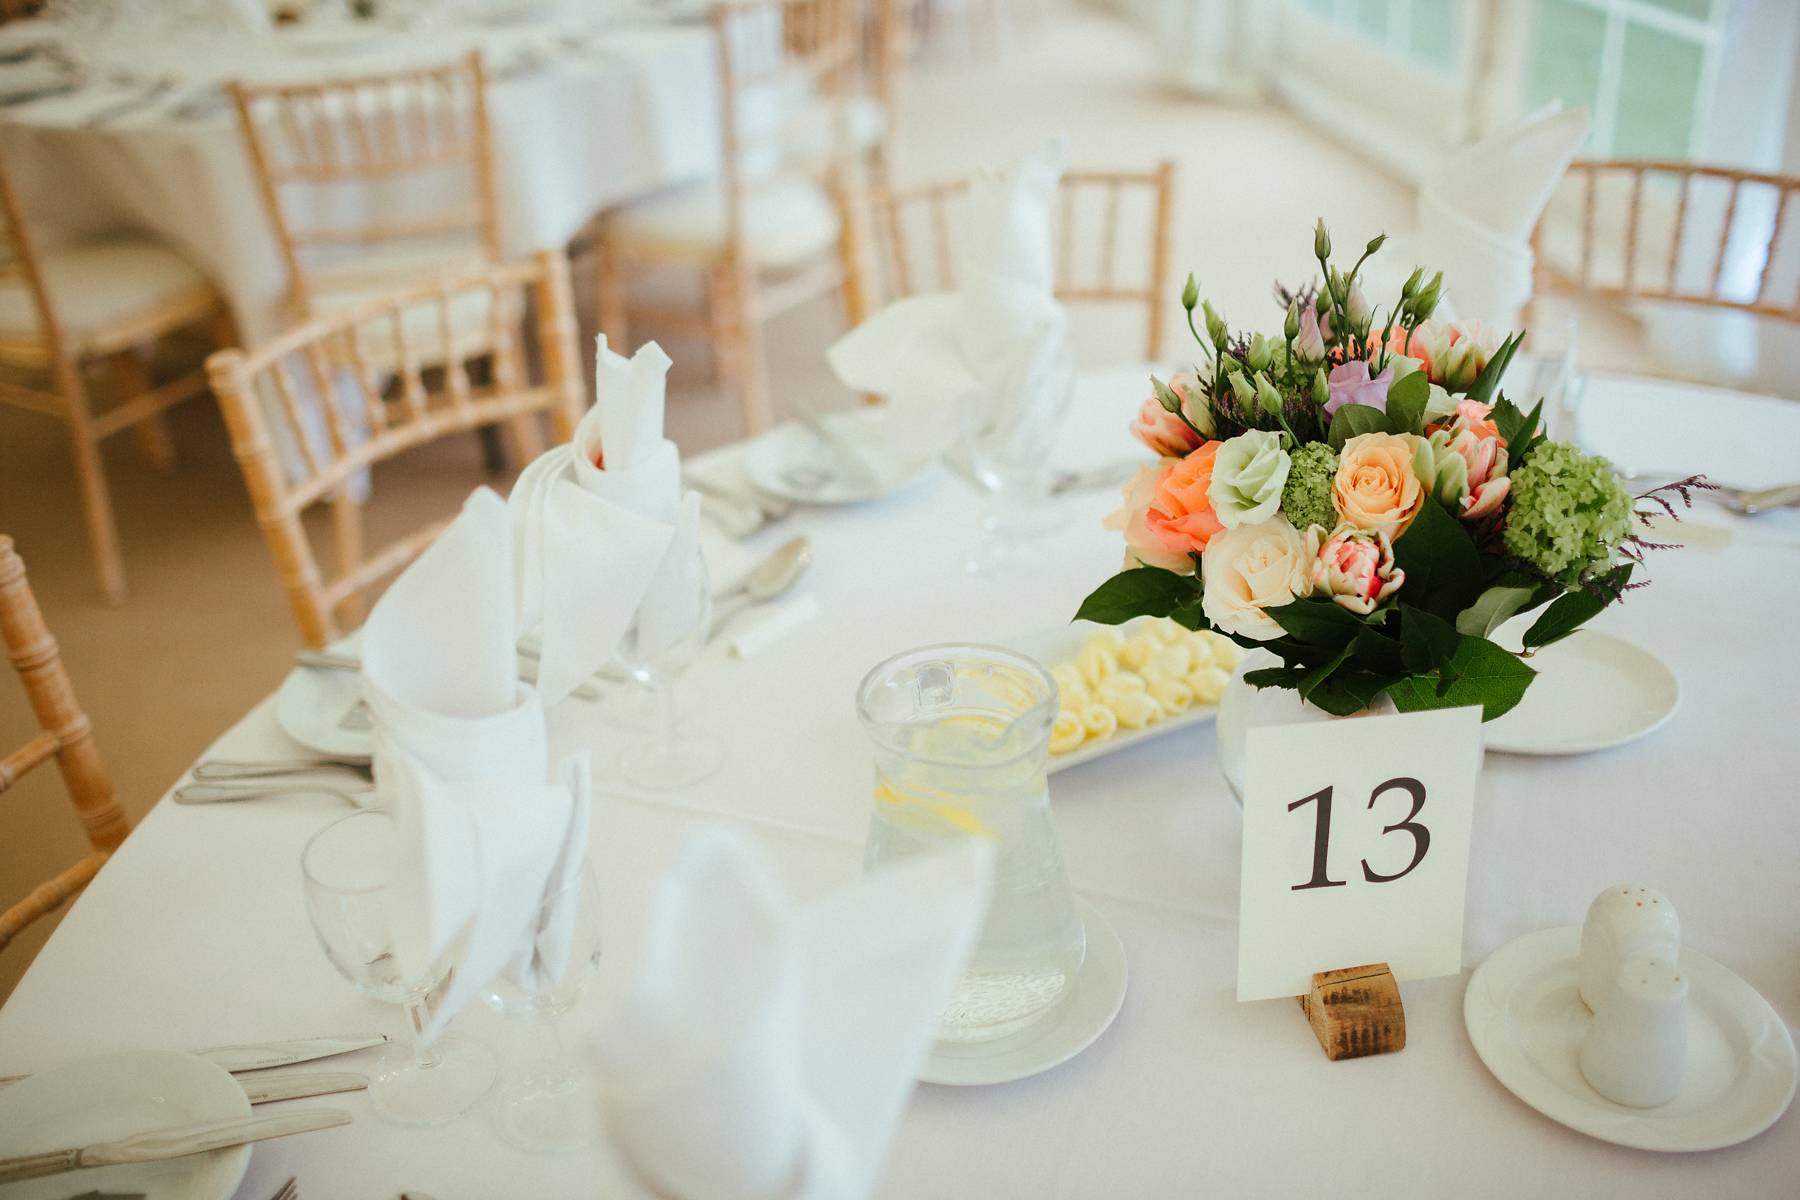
1633, 474, 1718, 525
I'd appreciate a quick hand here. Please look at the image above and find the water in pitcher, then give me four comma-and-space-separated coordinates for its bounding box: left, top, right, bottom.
859, 649, 1087, 1044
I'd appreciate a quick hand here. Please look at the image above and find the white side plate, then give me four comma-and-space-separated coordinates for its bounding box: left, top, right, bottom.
1483, 629, 1678, 756
1464, 926, 1796, 1152
275, 636, 373, 762
0, 1050, 252, 1199
1005, 623, 1220, 775
742, 410, 937, 505
920, 898, 1127, 1086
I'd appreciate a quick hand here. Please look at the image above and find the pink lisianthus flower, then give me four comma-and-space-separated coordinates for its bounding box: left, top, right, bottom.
1294, 306, 1327, 362
1308, 524, 1405, 615
1324, 360, 1393, 417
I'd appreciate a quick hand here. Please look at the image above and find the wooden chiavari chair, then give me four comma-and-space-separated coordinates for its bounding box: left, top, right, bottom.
0, 149, 230, 605
205, 250, 586, 648
0, 0, 43, 23
0, 536, 131, 954
871, 160, 1176, 359
1528, 159, 1800, 332
595, 0, 872, 436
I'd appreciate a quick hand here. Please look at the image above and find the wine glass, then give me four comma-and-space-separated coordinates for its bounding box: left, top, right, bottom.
301, 810, 497, 1126
615, 532, 722, 789
483, 861, 604, 1152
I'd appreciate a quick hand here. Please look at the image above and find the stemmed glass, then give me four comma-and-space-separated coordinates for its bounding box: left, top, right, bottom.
301, 810, 497, 1126
483, 861, 604, 1152
614, 534, 722, 789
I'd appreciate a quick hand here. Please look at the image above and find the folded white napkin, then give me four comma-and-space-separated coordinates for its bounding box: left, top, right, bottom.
595, 829, 994, 1200
361, 487, 590, 1040
827, 137, 1070, 427
511, 337, 698, 703
1367, 107, 1589, 322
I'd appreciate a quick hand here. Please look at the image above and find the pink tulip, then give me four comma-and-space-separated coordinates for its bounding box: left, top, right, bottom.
1308, 525, 1404, 615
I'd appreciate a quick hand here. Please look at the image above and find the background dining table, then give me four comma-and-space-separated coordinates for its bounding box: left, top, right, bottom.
0, 9, 722, 345
0, 365, 1795, 1196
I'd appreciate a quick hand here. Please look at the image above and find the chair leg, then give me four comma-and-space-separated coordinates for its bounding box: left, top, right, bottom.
834, 172, 873, 330
57, 360, 128, 605
596, 241, 629, 351
708, 260, 771, 436
109, 349, 177, 475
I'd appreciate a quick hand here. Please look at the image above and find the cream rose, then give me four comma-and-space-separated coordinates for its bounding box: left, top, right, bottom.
1200, 517, 1312, 641
1208, 430, 1291, 527
1333, 431, 1426, 540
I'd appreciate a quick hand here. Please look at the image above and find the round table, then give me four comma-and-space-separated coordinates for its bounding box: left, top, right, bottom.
0, 13, 721, 344
1, 366, 1795, 1196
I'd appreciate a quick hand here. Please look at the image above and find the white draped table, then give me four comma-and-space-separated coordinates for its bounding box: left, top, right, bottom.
2, 367, 1796, 1197
0, 15, 721, 344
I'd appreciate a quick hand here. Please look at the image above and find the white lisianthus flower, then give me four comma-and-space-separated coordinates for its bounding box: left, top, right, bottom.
1207, 430, 1292, 527
1424, 382, 1457, 422
1200, 516, 1313, 641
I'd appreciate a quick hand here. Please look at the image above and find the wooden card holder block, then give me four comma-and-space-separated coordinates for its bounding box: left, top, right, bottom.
1297, 963, 1405, 1061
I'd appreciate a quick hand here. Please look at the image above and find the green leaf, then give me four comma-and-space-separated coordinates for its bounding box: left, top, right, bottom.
1266, 596, 1363, 648
1455, 582, 1540, 638
1467, 331, 1522, 405
1521, 565, 1632, 650
1244, 665, 1306, 690
1491, 393, 1547, 461
1307, 669, 1400, 716
1387, 635, 1537, 721
1074, 567, 1200, 625
1399, 605, 1461, 676
1352, 624, 1406, 675
1297, 642, 1356, 702
1384, 369, 1429, 435
1327, 402, 1391, 451
1392, 498, 1483, 615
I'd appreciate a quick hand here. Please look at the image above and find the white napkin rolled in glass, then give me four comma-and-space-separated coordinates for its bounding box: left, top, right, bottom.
510, 336, 699, 704
360, 486, 591, 1043
594, 829, 994, 1200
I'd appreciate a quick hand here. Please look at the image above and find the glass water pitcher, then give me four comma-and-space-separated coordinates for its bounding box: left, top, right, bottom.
857, 644, 1086, 1043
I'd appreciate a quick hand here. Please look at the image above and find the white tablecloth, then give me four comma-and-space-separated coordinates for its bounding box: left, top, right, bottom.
2, 366, 1796, 1197
0, 17, 720, 343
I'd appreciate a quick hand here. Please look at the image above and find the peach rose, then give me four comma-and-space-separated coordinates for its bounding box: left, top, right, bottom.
1334, 432, 1426, 540
1200, 517, 1313, 641
1105, 443, 1225, 572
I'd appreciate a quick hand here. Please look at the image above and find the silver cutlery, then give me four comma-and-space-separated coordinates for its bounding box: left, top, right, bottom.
1047, 458, 1153, 496
240, 1072, 367, 1106
793, 408, 884, 492
687, 477, 765, 538
295, 649, 601, 703
1713, 480, 1800, 515
57, 1191, 145, 1199
0, 1109, 352, 1184
191, 757, 371, 782
173, 783, 371, 806
268, 1178, 298, 1200
709, 536, 812, 639
1, 1035, 389, 1087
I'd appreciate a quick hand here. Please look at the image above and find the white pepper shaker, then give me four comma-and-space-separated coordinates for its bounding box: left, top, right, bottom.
1579, 955, 1689, 1107
1578, 885, 1680, 1012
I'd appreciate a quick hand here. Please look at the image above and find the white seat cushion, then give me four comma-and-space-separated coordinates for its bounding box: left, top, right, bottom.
0, 238, 212, 340
303, 241, 500, 370
605, 175, 842, 270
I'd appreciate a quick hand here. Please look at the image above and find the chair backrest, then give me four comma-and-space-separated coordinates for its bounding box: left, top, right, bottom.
871, 161, 1176, 359
712, 0, 860, 245
1530, 158, 1800, 328
204, 249, 586, 649
229, 51, 503, 318
0, 1, 44, 23
0, 536, 130, 953
0, 145, 69, 366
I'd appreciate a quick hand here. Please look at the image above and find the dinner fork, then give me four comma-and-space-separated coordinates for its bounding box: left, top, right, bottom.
269, 1178, 298, 1200
190, 758, 372, 782
173, 783, 370, 807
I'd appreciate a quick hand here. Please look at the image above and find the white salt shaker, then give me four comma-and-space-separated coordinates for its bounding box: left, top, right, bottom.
1579, 955, 1689, 1107
1579, 885, 1680, 1012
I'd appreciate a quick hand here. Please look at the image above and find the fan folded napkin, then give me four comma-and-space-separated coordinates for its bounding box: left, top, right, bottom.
513, 337, 710, 703
595, 829, 994, 1200
361, 487, 591, 1040
826, 137, 1071, 428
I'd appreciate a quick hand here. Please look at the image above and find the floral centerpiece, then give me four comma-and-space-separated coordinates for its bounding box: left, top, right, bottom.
1076, 221, 1706, 720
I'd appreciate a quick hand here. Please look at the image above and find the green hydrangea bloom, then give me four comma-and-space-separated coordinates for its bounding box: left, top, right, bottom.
1280, 441, 1339, 531
1502, 442, 1633, 585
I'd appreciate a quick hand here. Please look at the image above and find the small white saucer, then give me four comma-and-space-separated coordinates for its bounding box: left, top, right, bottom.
919, 898, 1127, 1086
743, 410, 935, 505
0, 1050, 252, 1199
275, 637, 372, 762
1484, 629, 1678, 756
1464, 926, 1796, 1152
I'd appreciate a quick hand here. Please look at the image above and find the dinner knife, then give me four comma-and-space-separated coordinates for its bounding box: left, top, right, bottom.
240, 1071, 367, 1106
0, 1034, 389, 1087
0, 1108, 351, 1184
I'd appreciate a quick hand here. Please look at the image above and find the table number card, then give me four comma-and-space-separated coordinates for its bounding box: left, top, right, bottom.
1236, 706, 1483, 1002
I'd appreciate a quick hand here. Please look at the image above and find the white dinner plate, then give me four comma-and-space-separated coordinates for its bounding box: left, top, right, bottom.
1464, 926, 1796, 1152
920, 898, 1127, 1086
0, 1050, 253, 1199
1483, 629, 1677, 756
742, 409, 937, 505
1575, 373, 1800, 491
275, 637, 372, 762
1006, 622, 1220, 775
